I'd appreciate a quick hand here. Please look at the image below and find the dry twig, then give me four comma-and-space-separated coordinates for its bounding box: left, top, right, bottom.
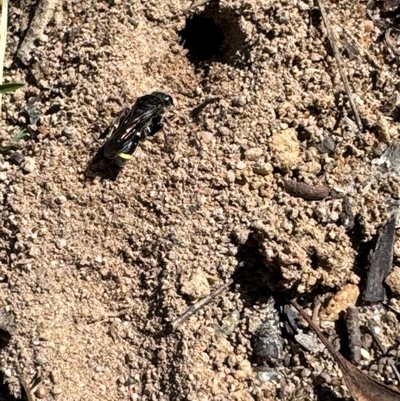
346, 307, 362, 364
17, 0, 60, 65
316, 0, 363, 133
171, 279, 233, 331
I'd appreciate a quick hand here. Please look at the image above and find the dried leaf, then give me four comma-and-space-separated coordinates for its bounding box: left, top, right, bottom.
291, 300, 400, 401
282, 179, 332, 200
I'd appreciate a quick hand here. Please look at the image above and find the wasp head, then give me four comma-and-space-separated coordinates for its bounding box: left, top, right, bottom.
151, 91, 174, 107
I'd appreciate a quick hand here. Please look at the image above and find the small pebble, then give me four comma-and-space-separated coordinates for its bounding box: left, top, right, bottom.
35, 387, 49, 399
310, 53, 322, 62
320, 284, 360, 321
360, 348, 371, 361
364, 20, 374, 33
27, 105, 41, 125
253, 161, 272, 176
0, 161, 10, 171
36, 354, 48, 365
180, 269, 210, 300
56, 195, 67, 205
294, 331, 324, 354
199, 131, 213, 144
236, 161, 247, 170
51, 386, 63, 395
218, 127, 230, 136
233, 228, 250, 245
220, 310, 240, 335
62, 126, 76, 138
244, 147, 263, 161
235, 359, 252, 381
385, 267, 400, 295
157, 350, 167, 361
257, 367, 279, 382
298, 1, 310, 10
226, 170, 236, 183
10, 152, 25, 165
56, 238, 67, 249
269, 128, 300, 171
23, 157, 36, 173
319, 372, 332, 384
0, 172, 7, 181
319, 136, 336, 154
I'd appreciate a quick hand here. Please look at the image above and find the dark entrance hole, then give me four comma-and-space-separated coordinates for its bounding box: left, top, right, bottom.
179, 15, 224, 63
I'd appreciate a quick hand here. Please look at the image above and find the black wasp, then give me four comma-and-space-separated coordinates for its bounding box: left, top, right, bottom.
103, 91, 174, 167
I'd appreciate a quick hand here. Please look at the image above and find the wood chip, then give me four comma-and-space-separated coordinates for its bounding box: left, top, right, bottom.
363, 217, 396, 303
346, 307, 362, 364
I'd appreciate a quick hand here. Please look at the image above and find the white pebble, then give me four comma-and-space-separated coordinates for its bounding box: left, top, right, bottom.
360, 348, 371, 361
236, 161, 247, 170
23, 157, 36, 173
56, 238, 67, 249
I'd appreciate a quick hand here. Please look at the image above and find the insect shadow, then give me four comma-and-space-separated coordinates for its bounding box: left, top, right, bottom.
84, 122, 124, 181
85, 142, 124, 181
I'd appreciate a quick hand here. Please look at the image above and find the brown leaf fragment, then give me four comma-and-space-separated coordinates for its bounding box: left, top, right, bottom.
282, 179, 331, 200
363, 217, 396, 303
291, 300, 400, 401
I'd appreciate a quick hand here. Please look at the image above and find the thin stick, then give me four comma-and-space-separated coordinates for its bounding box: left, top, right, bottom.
171, 279, 233, 331
17, 0, 60, 65
346, 307, 361, 364
316, 0, 363, 133
0, 0, 8, 114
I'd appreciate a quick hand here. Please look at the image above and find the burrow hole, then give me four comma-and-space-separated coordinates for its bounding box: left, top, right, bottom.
179, 4, 250, 68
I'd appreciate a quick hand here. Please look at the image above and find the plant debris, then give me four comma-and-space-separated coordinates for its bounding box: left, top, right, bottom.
282, 179, 332, 200
346, 306, 362, 364
291, 300, 400, 401
363, 217, 396, 303
170, 279, 233, 331
16, 0, 60, 65
316, 0, 363, 133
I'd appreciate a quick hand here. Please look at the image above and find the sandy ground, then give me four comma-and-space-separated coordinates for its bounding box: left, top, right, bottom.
0, 0, 399, 400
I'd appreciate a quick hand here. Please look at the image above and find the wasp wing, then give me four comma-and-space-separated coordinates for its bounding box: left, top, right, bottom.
103, 102, 162, 159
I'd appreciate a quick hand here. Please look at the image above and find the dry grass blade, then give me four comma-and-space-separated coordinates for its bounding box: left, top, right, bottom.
291, 300, 400, 401
0, 0, 8, 114
316, 0, 363, 133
